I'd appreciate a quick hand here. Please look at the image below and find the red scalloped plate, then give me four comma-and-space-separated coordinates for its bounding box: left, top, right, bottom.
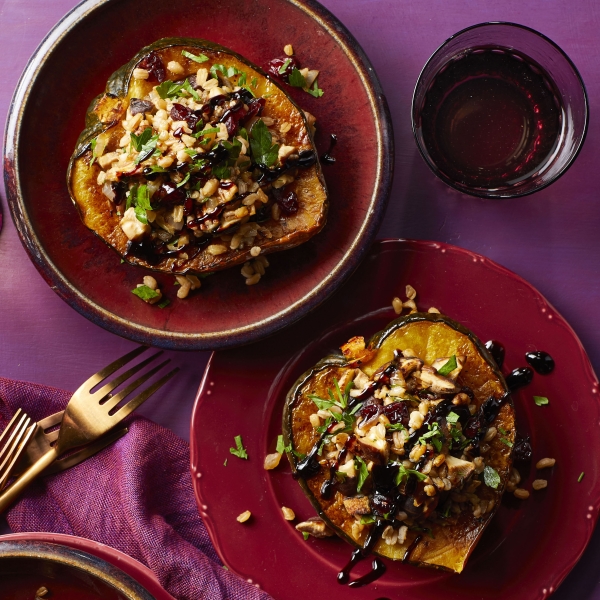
190, 238, 600, 600
0, 532, 174, 600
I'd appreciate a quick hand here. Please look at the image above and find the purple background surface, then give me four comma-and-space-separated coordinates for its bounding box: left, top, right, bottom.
0, 0, 598, 598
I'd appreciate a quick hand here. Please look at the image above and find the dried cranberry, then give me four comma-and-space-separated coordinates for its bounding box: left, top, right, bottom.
223, 114, 237, 137
513, 435, 533, 463
156, 182, 185, 204
276, 191, 299, 215
138, 52, 166, 83
243, 97, 265, 122
266, 55, 300, 82
358, 403, 381, 424
170, 104, 199, 131
382, 402, 409, 426
130, 98, 154, 116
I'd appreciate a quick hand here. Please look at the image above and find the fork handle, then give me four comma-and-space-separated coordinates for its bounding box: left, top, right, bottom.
0, 447, 57, 513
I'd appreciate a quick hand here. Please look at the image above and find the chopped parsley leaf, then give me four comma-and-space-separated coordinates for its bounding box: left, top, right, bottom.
278, 58, 292, 74
499, 436, 513, 448
157, 298, 170, 309
132, 285, 160, 301
355, 456, 369, 493
276, 434, 291, 455
578, 472, 585, 482
250, 77, 258, 89
446, 411, 460, 424
534, 396, 549, 406
182, 50, 209, 63
302, 532, 310, 540
288, 68, 306, 88
181, 78, 200, 101
176, 172, 191, 188
306, 80, 324, 98
483, 465, 500, 489
249, 119, 279, 167
394, 463, 427, 486
438, 355, 458, 376
155, 79, 184, 99
89, 138, 98, 166
223, 458, 227, 466
212, 163, 231, 180
229, 435, 248, 460
419, 422, 443, 453
359, 515, 376, 525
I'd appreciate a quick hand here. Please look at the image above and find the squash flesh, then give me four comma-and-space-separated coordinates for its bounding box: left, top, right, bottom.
286, 314, 515, 573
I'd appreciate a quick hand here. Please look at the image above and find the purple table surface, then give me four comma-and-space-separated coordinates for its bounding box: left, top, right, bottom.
0, 0, 599, 597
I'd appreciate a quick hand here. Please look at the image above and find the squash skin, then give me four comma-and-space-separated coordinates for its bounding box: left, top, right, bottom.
283, 312, 515, 573
67, 37, 328, 274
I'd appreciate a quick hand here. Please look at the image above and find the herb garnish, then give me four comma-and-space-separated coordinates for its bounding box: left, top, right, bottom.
359, 515, 376, 525
182, 50, 209, 63
89, 138, 98, 166
130, 127, 160, 164
483, 465, 500, 489
157, 298, 170, 309
355, 456, 369, 493
126, 184, 153, 224
394, 463, 428, 486
578, 472, 585, 482
288, 68, 306, 88
131, 285, 160, 301
276, 434, 292, 455
419, 422, 443, 453
229, 435, 248, 459
438, 355, 458, 376
306, 80, 324, 98
249, 119, 280, 167
534, 396, 549, 406
302, 532, 310, 540
278, 59, 292, 74
499, 436, 513, 448
446, 411, 460, 424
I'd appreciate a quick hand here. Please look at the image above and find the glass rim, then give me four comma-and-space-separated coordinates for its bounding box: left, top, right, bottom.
411, 21, 590, 199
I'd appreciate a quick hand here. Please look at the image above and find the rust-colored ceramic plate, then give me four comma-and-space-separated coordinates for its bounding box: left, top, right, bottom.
4, 0, 392, 350
0, 533, 173, 600
190, 239, 600, 600
0, 534, 167, 599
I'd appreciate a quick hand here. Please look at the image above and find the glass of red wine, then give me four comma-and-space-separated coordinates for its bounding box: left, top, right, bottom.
412, 22, 588, 199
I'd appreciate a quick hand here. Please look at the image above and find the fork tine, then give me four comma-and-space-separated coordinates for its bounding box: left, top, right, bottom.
0, 413, 29, 466
102, 359, 172, 412
92, 351, 164, 403
0, 422, 36, 491
0, 409, 24, 449
81, 346, 149, 391
110, 367, 179, 420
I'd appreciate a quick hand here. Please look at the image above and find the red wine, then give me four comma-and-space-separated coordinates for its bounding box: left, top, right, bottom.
420, 47, 562, 188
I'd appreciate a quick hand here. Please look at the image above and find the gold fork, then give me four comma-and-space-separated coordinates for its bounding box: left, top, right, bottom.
0, 410, 36, 492
0, 347, 178, 512
11, 410, 128, 478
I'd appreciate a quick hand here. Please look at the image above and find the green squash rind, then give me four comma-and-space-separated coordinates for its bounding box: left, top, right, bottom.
283, 311, 514, 571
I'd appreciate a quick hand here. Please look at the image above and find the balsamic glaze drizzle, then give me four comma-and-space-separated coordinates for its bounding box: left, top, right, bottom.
525, 351, 555, 375
320, 133, 338, 164
485, 340, 505, 369
506, 367, 534, 391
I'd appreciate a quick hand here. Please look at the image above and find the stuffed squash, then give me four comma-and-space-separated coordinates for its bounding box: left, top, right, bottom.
68, 38, 327, 274
283, 312, 515, 575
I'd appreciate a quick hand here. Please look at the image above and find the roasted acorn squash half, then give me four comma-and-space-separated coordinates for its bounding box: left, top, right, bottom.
283, 312, 515, 574
67, 38, 328, 274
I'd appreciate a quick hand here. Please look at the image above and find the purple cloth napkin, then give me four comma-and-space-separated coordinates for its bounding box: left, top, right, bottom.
0, 377, 273, 600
